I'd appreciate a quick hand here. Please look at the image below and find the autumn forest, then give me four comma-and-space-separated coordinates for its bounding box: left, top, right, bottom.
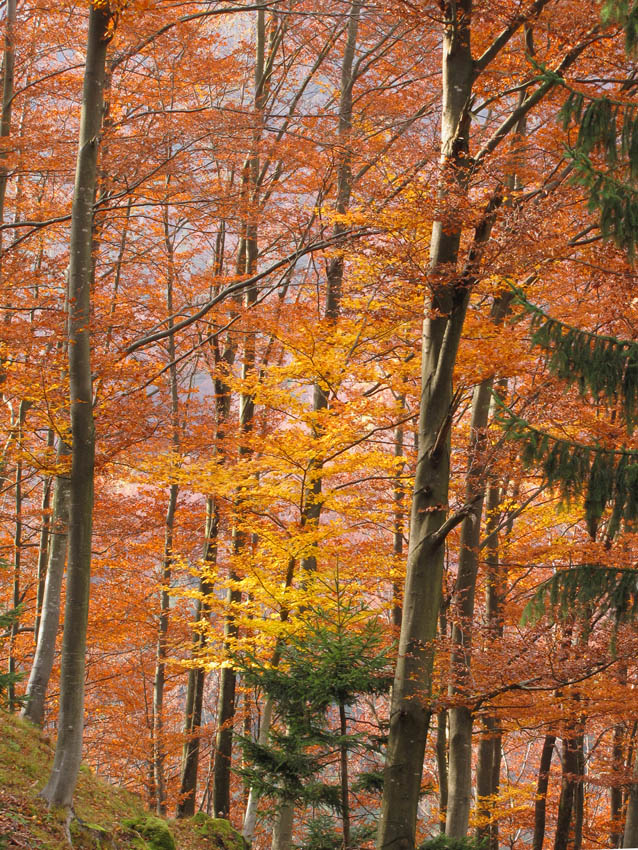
1, 1, 638, 849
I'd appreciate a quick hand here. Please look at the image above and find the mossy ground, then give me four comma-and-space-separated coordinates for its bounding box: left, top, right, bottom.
0, 710, 245, 850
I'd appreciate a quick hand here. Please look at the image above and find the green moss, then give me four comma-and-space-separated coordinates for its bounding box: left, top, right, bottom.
69, 818, 112, 849
121, 816, 176, 850
190, 813, 247, 849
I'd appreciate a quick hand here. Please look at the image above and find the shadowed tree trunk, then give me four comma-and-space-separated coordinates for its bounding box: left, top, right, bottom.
177, 498, 217, 817
612, 721, 626, 847
40, 1, 112, 809
532, 734, 556, 850
554, 732, 580, 850
7, 400, 28, 710
151, 189, 181, 816
178, 221, 233, 818
623, 745, 638, 847
476, 478, 504, 850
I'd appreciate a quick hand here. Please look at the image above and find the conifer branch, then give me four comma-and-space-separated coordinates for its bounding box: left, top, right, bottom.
494, 394, 638, 537
523, 564, 638, 625
512, 287, 638, 430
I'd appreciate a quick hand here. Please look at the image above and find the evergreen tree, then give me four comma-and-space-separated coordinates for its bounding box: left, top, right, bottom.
234, 576, 392, 849
0, 605, 23, 706
494, 1, 638, 619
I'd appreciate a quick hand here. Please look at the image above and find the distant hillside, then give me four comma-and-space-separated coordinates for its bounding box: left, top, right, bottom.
0, 711, 246, 850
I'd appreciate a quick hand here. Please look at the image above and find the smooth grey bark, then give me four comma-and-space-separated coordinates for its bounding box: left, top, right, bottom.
377, 5, 474, 844
436, 708, 448, 832
445, 386, 492, 837
271, 801, 295, 850
446, 291, 512, 838
377, 3, 573, 842
212, 6, 272, 818
40, 2, 111, 808
339, 701, 351, 849
475, 716, 501, 849
22, 439, 71, 726
34, 429, 55, 642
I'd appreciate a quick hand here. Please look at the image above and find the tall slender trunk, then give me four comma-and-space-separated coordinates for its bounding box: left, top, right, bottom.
34, 430, 55, 642
339, 701, 351, 850
22, 439, 71, 726
243, 698, 273, 840
151, 191, 181, 816
7, 399, 27, 711
392, 406, 405, 629
532, 734, 556, 850
573, 732, 584, 850
624, 745, 638, 848
178, 219, 232, 818
152, 482, 179, 814
476, 479, 504, 850
177, 498, 217, 817
436, 708, 448, 832
40, 2, 112, 808
445, 379, 494, 837
211, 5, 273, 817
0, 0, 16, 225
612, 723, 626, 847
377, 4, 474, 843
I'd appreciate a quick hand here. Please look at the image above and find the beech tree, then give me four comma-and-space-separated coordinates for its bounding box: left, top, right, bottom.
41, 0, 113, 809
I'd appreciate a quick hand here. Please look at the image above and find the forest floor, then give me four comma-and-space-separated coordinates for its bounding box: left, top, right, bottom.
0, 709, 246, 849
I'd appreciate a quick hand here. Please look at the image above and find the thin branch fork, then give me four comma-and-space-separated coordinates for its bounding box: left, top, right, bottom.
428, 492, 483, 549
124, 226, 373, 355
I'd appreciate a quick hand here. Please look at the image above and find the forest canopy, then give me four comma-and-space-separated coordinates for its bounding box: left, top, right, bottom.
1, 1, 638, 850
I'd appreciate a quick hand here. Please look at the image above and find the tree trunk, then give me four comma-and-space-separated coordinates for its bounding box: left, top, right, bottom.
7, 399, 28, 711
623, 746, 638, 848
446, 373, 498, 837
34, 429, 55, 642
0, 0, 16, 224
339, 701, 351, 850
22, 439, 71, 726
554, 734, 579, 850
151, 190, 181, 816
532, 734, 555, 850
242, 697, 273, 841
612, 721, 625, 847
40, 1, 111, 808
177, 500, 217, 817
476, 479, 504, 850
436, 709, 448, 832
392, 408, 405, 629
377, 2, 474, 843
271, 801, 295, 850
152, 482, 179, 815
